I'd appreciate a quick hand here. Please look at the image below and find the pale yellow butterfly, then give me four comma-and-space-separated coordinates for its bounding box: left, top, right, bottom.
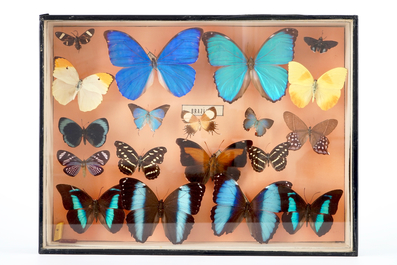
288, 61, 347, 111
52, 57, 114, 112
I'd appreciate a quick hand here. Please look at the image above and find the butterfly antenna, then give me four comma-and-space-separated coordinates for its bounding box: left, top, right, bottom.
204, 141, 212, 155
98, 187, 104, 198
72, 30, 79, 37
310, 191, 321, 204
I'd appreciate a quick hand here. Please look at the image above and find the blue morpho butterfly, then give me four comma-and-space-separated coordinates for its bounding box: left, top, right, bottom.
119, 177, 206, 244
58, 117, 109, 148
243, 107, 274, 137
128, 103, 170, 133
280, 187, 343, 237
56, 184, 125, 234
104, 28, 203, 100
211, 174, 292, 243
202, 28, 298, 103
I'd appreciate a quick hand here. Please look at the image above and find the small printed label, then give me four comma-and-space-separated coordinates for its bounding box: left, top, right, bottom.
182, 105, 224, 116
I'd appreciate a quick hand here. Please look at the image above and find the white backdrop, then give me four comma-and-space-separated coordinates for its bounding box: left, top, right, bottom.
1, 1, 395, 264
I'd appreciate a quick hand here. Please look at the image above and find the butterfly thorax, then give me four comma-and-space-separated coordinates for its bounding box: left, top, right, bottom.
148, 52, 158, 69
243, 202, 252, 218
304, 204, 312, 226
92, 200, 100, 221
247, 58, 255, 70
158, 199, 165, 218
312, 80, 318, 101
209, 151, 223, 178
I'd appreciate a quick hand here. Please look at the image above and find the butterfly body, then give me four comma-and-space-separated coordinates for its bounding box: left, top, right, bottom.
243, 107, 274, 137
56, 184, 125, 234
128, 104, 170, 132
304, 36, 338, 53
248, 142, 291, 172
181, 107, 218, 137
202, 28, 298, 103
176, 138, 253, 184
57, 150, 110, 177
119, 177, 205, 244
55, 29, 95, 50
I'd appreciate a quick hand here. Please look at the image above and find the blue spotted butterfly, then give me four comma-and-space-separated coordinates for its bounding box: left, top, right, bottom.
128, 103, 170, 133
280, 188, 343, 237
202, 28, 298, 103
104, 28, 203, 100
243, 107, 274, 137
211, 174, 292, 243
56, 184, 125, 234
119, 177, 205, 244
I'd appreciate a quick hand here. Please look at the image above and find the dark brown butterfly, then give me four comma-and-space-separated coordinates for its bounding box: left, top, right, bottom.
248, 142, 291, 172
55, 29, 95, 50
176, 138, 253, 184
283, 111, 338, 155
181, 107, 218, 137
304, 36, 338, 53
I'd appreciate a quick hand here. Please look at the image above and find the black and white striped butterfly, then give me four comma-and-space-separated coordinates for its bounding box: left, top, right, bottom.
57, 150, 110, 177
55, 29, 95, 50
248, 142, 291, 172
115, 141, 167, 180
283, 111, 338, 155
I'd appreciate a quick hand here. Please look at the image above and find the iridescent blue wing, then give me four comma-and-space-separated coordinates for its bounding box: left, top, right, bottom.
97, 185, 125, 233
243, 107, 273, 137
252, 28, 298, 102
280, 189, 307, 234
148, 104, 170, 132
157, 28, 203, 97
127, 104, 149, 130
104, 30, 153, 100
202, 31, 249, 103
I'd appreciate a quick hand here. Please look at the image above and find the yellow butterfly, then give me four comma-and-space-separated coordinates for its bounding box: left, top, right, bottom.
288, 61, 347, 111
52, 57, 114, 112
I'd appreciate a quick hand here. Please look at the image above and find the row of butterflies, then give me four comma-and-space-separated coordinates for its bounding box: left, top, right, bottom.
56, 175, 343, 244
53, 27, 348, 112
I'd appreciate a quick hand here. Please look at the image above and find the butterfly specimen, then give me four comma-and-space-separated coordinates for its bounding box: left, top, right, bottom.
248, 142, 291, 172
56, 184, 125, 234
104, 28, 203, 100
211, 174, 292, 243
58, 117, 109, 148
243, 107, 274, 137
57, 150, 110, 177
288, 61, 348, 111
114, 141, 167, 180
119, 177, 205, 244
128, 103, 170, 133
55, 29, 95, 51
52, 57, 114, 112
283, 111, 338, 155
176, 138, 253, 184
280, 187, 343, 237
202, 28, 298, 103
304, 36, 338, 53
181, 107, 218, 137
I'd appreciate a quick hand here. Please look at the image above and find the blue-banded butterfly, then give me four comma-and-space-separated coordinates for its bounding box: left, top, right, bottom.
176, 138, 253, 184
279, 187, 343, 237
55, 29, 95, 51
181, 107, 218, 138
52, 57, 114, 112
283, 111, 338, 155
304, 36, 338, 53
57, 150, 110, 177
248, 142, 291, 172
119, 177, 205, 244
114, 141, 167, 180
104, 28, 203, 100
243, 107, 274, 137
211, 174, 292, 243
56, 184, 125, 234
128, 103, 170, 133
58, 117, 109, 148
202, 28, 298, 103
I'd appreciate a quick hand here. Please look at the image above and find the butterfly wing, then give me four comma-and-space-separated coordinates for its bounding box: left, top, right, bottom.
52, 57, 79, 105
128, 104, 149, 130
288, 61, 315, 109
202, 31, 250, 103
95, 185, 125, 233
252, 28, 298, 102
309, 190, 343, 236
56, 184, 94, 234
181, 111, 200, 137
199, 107, 218, 134
57, 150, 82, 177
283, 111, 309, 151
243, 107, 273, 137
85, 150, 110, 176
58, 117, 83, 147
84, 118, 109, 148
315, 67, 347, 110
156, 28, 203, 97
140, 147, 168, 180
77, 29, 95, 47
119, 178, 160, 243
147, 104, 170, 132
175, 138, 211, 184
114, 141, 139, 175
310, 119, 338, 155
104, 30, 154, 100
78, 72, 114, 112
211, 174, 248, 236
162, 182, 206, 244
55, 32, 76, 47
280, 188, 308, 234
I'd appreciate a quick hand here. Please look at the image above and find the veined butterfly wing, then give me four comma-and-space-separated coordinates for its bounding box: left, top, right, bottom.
52, 57, 114, 112
304, 36, 338, 53
181, 107, 218, 137
57, 150, 82, 177
288, 61, 315, 109
283, 111, 309, 151
57, 150, 110, 177
248, 142, 291, 172
56, 184, 125, 234
55, 29, 95, 50
243, 107, 274, 137
128, 104, 170, 132
315, 67, 348, 110
309, 119, 338, 155
85, 150, 110, 176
